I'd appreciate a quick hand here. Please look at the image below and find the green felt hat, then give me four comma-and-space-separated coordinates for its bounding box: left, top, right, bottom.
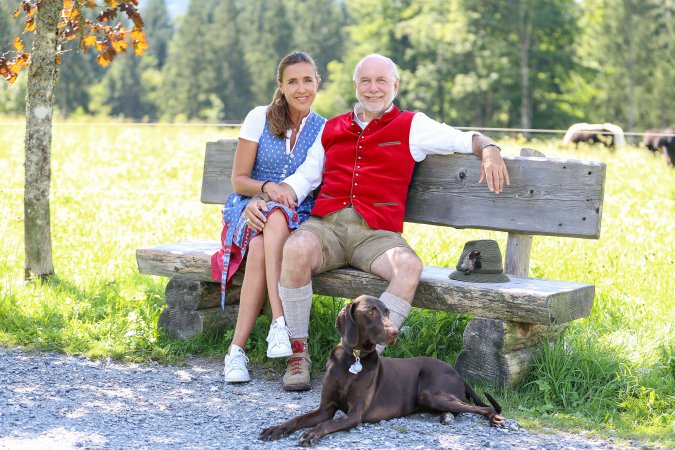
448, 240, 510, 283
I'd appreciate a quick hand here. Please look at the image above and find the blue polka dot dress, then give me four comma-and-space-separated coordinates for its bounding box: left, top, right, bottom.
211, 111, 326, 307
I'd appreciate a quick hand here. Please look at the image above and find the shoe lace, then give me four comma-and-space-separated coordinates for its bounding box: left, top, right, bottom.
228, 352, 249, 372
268, 323, 291, 346
287, 356, 305, 375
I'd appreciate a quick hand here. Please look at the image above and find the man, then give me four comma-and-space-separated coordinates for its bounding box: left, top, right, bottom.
245, 54, 510, 391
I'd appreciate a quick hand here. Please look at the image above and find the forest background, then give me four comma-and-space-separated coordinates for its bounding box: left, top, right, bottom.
1, 0, 673, 133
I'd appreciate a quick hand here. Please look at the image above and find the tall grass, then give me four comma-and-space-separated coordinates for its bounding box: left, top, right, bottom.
0, 123, 673, 446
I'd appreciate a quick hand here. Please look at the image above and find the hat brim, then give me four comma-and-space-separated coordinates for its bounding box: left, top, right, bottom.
448, 270, 510, 283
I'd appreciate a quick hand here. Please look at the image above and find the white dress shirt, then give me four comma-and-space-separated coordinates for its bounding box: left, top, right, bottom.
283, 103, 478, 205
239, 105, 324, 155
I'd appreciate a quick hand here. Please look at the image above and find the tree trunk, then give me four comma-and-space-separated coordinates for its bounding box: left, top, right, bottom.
23, 0, 62, 279
518, 1, 532, 139
623, 0, 635, 144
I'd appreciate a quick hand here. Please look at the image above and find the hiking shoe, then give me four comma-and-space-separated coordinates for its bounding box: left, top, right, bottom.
282, 339, 311, 391
266, 316, 293, 358
224, 345, 250, 383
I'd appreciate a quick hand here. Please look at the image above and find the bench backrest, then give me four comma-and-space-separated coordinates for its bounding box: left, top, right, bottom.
201, 139, 606, 239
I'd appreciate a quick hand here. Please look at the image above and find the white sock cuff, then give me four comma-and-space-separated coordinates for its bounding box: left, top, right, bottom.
379, 291, 412, 328
278, 282, 313, 302
279, 282, 313, 339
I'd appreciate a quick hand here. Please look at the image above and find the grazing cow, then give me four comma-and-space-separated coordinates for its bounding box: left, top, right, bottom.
642, 127, 675, 167
562, 123, 625, 149
642, 128, 663, 153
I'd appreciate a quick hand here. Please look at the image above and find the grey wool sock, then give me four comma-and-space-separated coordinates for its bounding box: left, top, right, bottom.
376, 292, 412, 354
278, 282, 313, 339
379, 291, 412, 329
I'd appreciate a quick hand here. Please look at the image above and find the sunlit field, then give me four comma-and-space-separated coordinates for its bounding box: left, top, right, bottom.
0, 121, 673, 446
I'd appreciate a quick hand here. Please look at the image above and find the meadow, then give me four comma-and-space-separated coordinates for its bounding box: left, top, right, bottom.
0, 121, 673, 446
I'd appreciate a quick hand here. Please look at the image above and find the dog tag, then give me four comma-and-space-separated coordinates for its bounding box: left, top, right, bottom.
349, 350, 362, 374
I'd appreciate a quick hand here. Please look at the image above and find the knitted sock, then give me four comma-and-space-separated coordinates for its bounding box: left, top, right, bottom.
379, 291, 412, 329
377, 292, 412, 354
278, 282, 313, 339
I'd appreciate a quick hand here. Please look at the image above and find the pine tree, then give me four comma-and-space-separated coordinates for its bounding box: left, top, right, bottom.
210, 0, 251, 120
160, 0, 219, 120
142, 0, 173, 69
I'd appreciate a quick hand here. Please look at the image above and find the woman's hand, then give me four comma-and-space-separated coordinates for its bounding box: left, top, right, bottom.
262, 182, 297, 209
245, 196, 268, 232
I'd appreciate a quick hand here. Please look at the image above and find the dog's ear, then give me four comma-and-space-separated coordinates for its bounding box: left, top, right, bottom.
335, 301, 359, 348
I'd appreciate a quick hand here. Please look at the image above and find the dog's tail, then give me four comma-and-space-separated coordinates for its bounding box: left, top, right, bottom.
483, 392, 502, 414
464, 383, 489, 407
464, 383, 502, 414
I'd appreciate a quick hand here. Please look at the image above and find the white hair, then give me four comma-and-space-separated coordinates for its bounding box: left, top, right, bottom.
353, 54, 400, 82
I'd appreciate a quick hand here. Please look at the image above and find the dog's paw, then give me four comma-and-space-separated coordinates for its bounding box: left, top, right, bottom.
489, 414, 505, 427
440, 412, 456, 425
260, 425, 287, 441
299, 429, 322, 447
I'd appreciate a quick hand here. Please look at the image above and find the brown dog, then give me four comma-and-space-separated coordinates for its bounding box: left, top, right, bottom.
260, 295, 504, 446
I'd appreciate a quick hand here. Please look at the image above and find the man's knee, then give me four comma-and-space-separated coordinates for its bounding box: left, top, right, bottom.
392, 247, 423, 278
282, 230, 322, 273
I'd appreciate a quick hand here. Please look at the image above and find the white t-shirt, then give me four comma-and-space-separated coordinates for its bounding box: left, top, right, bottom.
283, 103, 478, 204
239, 105, 324, 156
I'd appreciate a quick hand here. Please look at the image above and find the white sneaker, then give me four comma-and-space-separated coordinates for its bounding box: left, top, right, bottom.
266, 317, 293, 358
224, 345, 250, 383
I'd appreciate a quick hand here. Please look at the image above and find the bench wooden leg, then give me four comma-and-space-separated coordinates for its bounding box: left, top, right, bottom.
157, 277, 240, 339
455, 318, 567, 387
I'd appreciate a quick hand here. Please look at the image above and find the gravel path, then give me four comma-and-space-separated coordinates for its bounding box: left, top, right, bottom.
0, 346, 657, 450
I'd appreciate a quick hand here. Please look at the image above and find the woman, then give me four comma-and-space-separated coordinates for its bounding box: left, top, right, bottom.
210, 52, 325, 383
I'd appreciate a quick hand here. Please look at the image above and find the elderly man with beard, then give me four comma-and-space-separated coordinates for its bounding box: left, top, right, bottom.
244, 54, 510, 391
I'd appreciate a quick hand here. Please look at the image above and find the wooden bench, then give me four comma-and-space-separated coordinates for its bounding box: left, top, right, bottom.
136, 139, 606, 387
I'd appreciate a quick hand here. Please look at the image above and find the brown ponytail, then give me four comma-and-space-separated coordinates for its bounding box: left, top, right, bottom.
267, 52, 319, 139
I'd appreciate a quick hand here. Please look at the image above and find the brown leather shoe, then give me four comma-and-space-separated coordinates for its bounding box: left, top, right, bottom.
282, 339, 311, 391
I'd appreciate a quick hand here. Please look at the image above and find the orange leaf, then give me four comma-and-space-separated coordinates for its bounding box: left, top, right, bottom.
97, 51, 112, 67
55, 53, 61, 65
111, 38, 127, 53
133, 40, 148, 55
24, 17, 35, 32
82, 35, 97, 49
12, 8, 21, 18
130, 28, 145, 41
13, 38, 24, 52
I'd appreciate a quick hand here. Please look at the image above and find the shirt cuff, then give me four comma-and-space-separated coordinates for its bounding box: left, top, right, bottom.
282, 173, 312, 205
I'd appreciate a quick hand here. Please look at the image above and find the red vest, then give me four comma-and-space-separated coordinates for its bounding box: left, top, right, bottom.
311, 106, 416, 232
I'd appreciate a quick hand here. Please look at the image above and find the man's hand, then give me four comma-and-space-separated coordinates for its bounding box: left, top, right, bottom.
263, 182, 297, 209
479, 146, 510, 193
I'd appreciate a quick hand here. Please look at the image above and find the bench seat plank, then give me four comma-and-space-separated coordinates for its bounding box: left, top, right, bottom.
137, 241, 594, 326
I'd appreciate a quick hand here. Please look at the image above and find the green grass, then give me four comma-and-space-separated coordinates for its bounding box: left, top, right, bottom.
1, 122, 673, 447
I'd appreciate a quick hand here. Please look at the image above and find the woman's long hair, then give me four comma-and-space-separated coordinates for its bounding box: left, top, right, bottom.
267, 52, 319, 139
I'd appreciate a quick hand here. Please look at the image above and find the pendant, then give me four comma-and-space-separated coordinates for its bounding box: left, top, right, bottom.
349, 349, 362, 374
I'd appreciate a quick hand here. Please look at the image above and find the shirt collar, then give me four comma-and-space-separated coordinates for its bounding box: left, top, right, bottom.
353, 103, 394, 129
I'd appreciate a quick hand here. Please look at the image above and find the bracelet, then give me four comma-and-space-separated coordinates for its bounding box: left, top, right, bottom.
261, 180, 272, 193
482, 143, 501, 152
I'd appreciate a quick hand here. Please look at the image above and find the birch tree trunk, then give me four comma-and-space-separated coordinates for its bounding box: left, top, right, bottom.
23, 0, 62, 279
